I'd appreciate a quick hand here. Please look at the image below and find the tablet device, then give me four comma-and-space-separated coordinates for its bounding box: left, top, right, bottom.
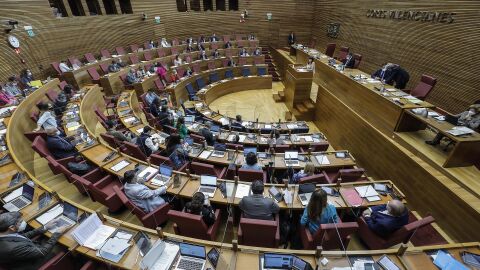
38, 192, 52, 210
462, 251, 480, 268
207, 248, 220, 268
377, 255, 400, 270
134, 231, 152, 257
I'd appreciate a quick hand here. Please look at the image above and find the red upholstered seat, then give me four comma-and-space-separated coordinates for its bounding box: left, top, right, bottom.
24, 131, 47, 142
113, 185, 170, 229
222, 59, 229, 67
119, 74, 134, 90
236, 34, 244, 41
68, 57, 82, 68
249, 41, 257, 48
211, 43, 218, 50
115, 47, 126, 55
238, 168, 267, 183
325, 168, 366, 184
357, 215, 435, 249
226, 143, 243, 150
207, 61, 216, 70
300, 142, 330, 153
143, 50, 153, 61
238, 214, 280, 248
167, 209, 221, 241
403, 75, 437, 100
58, 80, 67, 91
172, 38, 179, 46
300, 220, 358, 250
87, 67, 101, 83
274, 144, 290, 153
176, 67, 185, 77
129, 54, 139, 64
45, 88, 59, 102
84, 53, 96, 63
191, 161, 227, 178
238, 58, 247, 66
51, 62, 62, 76
298, 172, 329, 184
223, 35, 230, 42
154, 78, 165, 92
130, 44, 139, 52
157, 48, 166, 57
225, 49, 233, 58
99, 63, 109, 74
192, 63, 200, 73
407, 212, 448, 246
171, 47, 179, 55
122, 141, 149, 161
325, 43, 336, 57
32, 136, 76, 164
254, 57, 264, 65
100, 49, 111, 58
38, 251, 74, 270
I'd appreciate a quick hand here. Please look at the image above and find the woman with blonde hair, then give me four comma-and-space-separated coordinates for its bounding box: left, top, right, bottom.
291, 162, 315, 184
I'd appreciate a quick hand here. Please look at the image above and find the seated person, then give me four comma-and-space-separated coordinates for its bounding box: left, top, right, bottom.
186, 44, 194, 53
108, 60, 121, 73
241, 152, 262, 171
267, 129, 285, 146
145, 88, 160, 106
185, 192, 216, 226
212, 49, 220, 59
164, 134, 188, 168
253, 47, 261, 56
199, 50, 208, 60
371, 63, 396, 83
149, 97, 162, 118
306, 57, 315, 72
176, 116, 188, 139
300, 189, 338, 234
291, 162, 315, 184
136, 65, 147, 78
155, 63, 168, 86
173, 55, 183, 66
34, 102, 58, 132
231, 115, 244, 130
170, 69, 180, 83
197, 43, 205, 51
4, 76, 23, 97
0, 86, 18, 106
136, 126, 160, 156
20, 69, 35, 87
157, 105, 171, 127
0, 212, 71, 270
248, 33, 255, 40
239, 48, 249, 57
45, 127, 78, 159
426, 103, 480, 145
186, 37, 194, 45
146, 40, 155, 49
198, 36, 206, 43
125, 69, 139, 84
362, 199, 408, 238
210, 33, 219, 42
160, 37, 171, 47
239, 180, 280, 220
199, 122, 216, 146
58, 60, 72, 73
342, 52, 355, 68
227, 57, 236, 67
52, 92, 68, 115
122, 170, 168, 213
185, 66, 194, 76
224, 41, 232, 49
106, 120, 136, 143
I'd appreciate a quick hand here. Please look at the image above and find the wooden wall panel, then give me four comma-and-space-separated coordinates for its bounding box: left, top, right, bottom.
311, 0, 480, 114
0, 0, 313, 81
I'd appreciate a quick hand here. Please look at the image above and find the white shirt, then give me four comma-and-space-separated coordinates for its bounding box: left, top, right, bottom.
145, 137, 160, 152
306, 62, 315, 73
59, 62, 71, 73
161, 40, 171, 48
174, 59, 183, 66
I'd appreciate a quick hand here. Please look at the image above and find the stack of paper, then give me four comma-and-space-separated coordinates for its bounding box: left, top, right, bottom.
71, 213, 116, 250
111, 160, 130, 172
235, 183, 251, 199
238, 135, 246, 142
355, 185, 380, 202
199, 150, 212, 159
447, 126, 474, 136
219, 118, 230, 126
96, 237, 131, 263
315, 155, 330, 165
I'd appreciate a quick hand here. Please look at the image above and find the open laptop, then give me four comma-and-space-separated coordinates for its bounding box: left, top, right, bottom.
175, 243, 207, 270
2, 183, 35, 212
49, 202, 78, 233
298, 193, 312, 206
185, 115, 195, 124
284, 151, 300, 167
244, 147, 257, 156
140, 240, 180, 270
151, 165, 173, 186
198, 175, 217, 198
210, 125, 220, 135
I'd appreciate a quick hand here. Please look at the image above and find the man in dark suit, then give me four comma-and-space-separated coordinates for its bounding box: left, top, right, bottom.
362, 199, 409, 237
157, 106, 171, 128
239, 180, 280, 220
343, 53, 355, 68
45, 127, 78, 159
149, 98, 161, 118
391, 66, 410, 89
231, 114, 245, 131
0, 212, 70, 270
371, 63, 394, 82
288, 32, 296, 45
199, 122, 215, 146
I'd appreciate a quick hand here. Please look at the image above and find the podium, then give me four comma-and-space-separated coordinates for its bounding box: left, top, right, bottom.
284, 64, 313, 111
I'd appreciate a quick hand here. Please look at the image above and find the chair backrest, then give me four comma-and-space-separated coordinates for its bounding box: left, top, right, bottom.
99, 63, 109, 74
209, 73, 219, 83
113, 185, 146, 218
225, 69, 234, 78
149, 154, 174, 167
130, 44, 139, 52
100, 133, 119, 148
24, 131, 47, 142
238, 58, 247, 66
211, 43, 218, 50
223, 35, 230, 42
154, 78, 165, 91
185, 55, 192, 63
299, 173, 328, 184
119, 73, 129, 86
84, 53, 96, 63
249, 41, 257, 48
68, 57, 82, 67
123, 141, 148, 161
87, 67, 101, 81
32, 136, 51, 158
239, 217, 278, 248
172, 38, 179, 46
310, 142, 330, 152
196, 77, 206, 89
238, 41, 247, 48
176, 67, 185, 77
338, 168, 365, 183
51, 62, 62, 75
226, 143, 243, 150
207, 61, 216, 70
157, 48, 166, 57
45, 88, 59, 102
254, 57, 264, 65
325, 43, 336, 57
185, 83, 196, 98
171, 47, 178, 55
94, 107, 108, 122
115, 47, 126, 55
338, 46, 349, 61
411, 75, 437, 100
386, 216, 435, 245
144, 50, 152, 61
100, 49, 111, 58
58, 80, 67, 91
353, 54, 362, 69
167, 210, 209, 240
238, 168, 263, 182
129, 55, 139, 64
191, 161, 216, 176
314, 222, 359, 250
242, 68, 251, 77
225, 49, 233, 58
222, 59, 229, 67
274, 144, 290, 153
192, 63, 200, 73
257, 67, 267, 76
38, 251, 74, 270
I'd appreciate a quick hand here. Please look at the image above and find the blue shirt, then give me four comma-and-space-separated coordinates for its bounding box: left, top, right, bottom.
300, 203, 338, 234
241, 163, 262, 171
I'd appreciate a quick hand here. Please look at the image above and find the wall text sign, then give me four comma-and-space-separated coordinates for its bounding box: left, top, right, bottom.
366, 10, 455, 23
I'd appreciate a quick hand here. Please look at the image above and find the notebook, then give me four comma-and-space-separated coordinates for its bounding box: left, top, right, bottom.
340, 188, 363, 207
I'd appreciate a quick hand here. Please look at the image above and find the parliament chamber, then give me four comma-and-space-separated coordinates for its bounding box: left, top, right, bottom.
0, 0, 479, 270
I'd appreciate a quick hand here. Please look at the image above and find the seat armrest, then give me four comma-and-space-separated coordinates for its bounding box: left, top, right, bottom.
94, 175, 114, 189
402, 89, 411, 94
207, 209, 222, 241
274, 213, 280, 246
218, 167, 227, 179
57, 156, 76, 167
142, 203, 170, 228
82, 167, 105, 182
300, 224, 314, 249
263, 171, 268, 183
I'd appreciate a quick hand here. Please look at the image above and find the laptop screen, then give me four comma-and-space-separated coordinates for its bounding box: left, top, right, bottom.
200, 175, 217, 186
264, 253, 292, 269
210, 125, 220, 132
244, 147, 257, 156
180, 243, 206, 259
185, 137, 194, 146
185, 115, 195, 123
159, 165, 173, 177
63, 202, 78, 221
285, 151, 298, 160
22, 184, 35, 202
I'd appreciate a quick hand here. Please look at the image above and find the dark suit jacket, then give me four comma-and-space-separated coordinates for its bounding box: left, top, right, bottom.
343, 56, 355, 68
149, 103, 160, 117
288, 34, 295, 45
365, 205, 409, 238
200, 127, 215, 146
239, 194, 280, 220
392, 67, 410, 89
46, 135, 77, 159
0, 227, 61, 270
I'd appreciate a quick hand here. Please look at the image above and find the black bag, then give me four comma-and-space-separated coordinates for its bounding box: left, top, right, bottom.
67, 162, 91, 175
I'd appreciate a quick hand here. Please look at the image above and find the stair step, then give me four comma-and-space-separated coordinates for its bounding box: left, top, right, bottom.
303, 100, 315, 110
285, 111, 293, 121
273, 94, 284, 102
278, 91, 285, 97
295, 103, 308, 113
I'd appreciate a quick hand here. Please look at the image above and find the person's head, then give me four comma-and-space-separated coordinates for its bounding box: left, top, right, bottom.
0, 212, 27, 234
22, 69, 32, 77
304, 162, 315, 176
105, 119, 115, 129
177, 116, 185, 125
122, 170, 136, 184
8, 76, 16, 83
166, 134, 181, 149
45, 127, 58, 136
468, 104, 480, 115
155, 62, 161, 67
189, 192, 206, 213
251, 180, 264, 195
129, 68, 134, 74
308, 57, 314, 64
245, 152, 257, 166
161, 105, 167, 112
307, 189, 328, 219
232, 134, 240, 143
175, 54, 180, 60
386, 200, 406, 217
37, 102, 49, 112
152, 98, 161, 106
63, 84, 73, 95
142, 125, 152, 135
205, 121, 212, 129
270, 129, 280, 139
112, 59, 117, 65
236, 115, 242, 122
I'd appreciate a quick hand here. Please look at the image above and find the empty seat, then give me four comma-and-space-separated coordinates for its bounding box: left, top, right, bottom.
324, 43, 336, 57
403, 75, 437, 100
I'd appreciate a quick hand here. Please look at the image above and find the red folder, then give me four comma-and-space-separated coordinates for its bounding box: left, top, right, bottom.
340, 187, 363, 207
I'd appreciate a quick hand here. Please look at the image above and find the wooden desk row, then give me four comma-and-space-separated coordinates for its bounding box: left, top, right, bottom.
290, 45, 435, 135
63, 39, 260, 89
